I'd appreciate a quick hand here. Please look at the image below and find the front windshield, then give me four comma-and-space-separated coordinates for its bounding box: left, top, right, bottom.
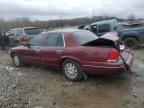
72, 30, 98, 45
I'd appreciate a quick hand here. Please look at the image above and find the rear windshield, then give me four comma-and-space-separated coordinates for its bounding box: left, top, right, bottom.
24, 28, 41, 35
72, 30, 98, 45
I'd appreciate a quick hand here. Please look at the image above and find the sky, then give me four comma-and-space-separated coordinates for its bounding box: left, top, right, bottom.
0, 0, 144, 20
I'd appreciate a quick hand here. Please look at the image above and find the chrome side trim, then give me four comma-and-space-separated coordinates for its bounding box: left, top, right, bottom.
107, 59, 118, 62
82, 60, 123, 64
83, 65, 124, 69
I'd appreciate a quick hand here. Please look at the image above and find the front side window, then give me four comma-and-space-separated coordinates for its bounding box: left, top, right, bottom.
98, 24, 110, 33
47, 33, 64, 47
29, 33, 46, 46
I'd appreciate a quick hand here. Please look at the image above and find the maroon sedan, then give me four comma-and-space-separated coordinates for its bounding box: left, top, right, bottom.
9, 29, 133, 81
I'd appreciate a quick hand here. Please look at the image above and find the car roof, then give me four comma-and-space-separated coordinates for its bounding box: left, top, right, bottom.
10, 27, 39, 30
22, 27, 39, 29
91, 19, 117, 26
46, 29, 85, 33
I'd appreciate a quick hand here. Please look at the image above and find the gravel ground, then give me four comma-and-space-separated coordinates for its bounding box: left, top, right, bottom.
0, 47, 144, 108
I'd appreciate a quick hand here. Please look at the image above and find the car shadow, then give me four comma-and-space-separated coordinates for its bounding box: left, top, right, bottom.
86, 73, 132, 86
135, 45, 144, 50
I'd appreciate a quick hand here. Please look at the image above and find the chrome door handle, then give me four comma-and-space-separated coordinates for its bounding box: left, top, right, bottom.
56, 50, 63, 54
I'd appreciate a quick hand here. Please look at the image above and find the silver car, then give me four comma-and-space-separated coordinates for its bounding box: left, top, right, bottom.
8, 27, 42, 46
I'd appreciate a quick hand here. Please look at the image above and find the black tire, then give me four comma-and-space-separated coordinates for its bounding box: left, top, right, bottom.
12, 54, 24, 67
62, 59, 84, 81
123, 37, 138, 49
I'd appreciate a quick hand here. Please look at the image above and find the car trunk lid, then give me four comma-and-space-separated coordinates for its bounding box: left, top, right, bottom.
82, 32, 124, 51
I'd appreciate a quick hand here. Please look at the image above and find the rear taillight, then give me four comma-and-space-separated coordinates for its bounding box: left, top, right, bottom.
20, 35, 28, 42
108, 48, 119, 62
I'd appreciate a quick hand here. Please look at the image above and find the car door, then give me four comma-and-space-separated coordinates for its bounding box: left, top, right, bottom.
9, 29, 17, 46
40, 33, 65, 69
97, 24, 110, 36
21, 33, 47, 65
142, 29, 144, 42
9, 29, 23, 46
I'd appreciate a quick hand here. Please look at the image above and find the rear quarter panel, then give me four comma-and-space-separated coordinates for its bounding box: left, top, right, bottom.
62, 46, 111, 67
62, 32, 112, 66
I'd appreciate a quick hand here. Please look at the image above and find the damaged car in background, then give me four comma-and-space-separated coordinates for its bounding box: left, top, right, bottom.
7, 27, 42, 46
9, 29, 133, 81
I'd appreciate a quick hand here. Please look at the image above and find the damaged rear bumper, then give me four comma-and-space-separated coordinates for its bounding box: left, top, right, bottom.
83, 64, 126, 75
82, 51, 134, 75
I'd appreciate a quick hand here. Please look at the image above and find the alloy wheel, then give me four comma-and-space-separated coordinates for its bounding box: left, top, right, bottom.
64, 63, 78, 79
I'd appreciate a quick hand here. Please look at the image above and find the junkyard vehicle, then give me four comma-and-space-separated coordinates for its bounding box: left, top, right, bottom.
9, 29, 133, 81
84, 19, 144, 48
0, 32, 6, 50
8, 27, 42, 46
0, 31, 9, 47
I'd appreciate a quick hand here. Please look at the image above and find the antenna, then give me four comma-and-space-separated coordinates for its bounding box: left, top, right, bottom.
93, 8, 95, 20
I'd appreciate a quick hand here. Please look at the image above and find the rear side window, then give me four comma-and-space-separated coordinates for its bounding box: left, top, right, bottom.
47, 33, 64, 47
98, 24, 110, 33
57, 35, 64, 46
24, 28, 41, 35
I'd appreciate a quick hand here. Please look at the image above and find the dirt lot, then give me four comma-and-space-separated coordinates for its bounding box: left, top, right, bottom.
0, 47, 144, 108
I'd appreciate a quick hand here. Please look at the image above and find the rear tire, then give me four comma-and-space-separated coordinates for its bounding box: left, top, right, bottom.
12, 54, 24, 67
62, 59, 83, 81
123, 37, 138, 49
